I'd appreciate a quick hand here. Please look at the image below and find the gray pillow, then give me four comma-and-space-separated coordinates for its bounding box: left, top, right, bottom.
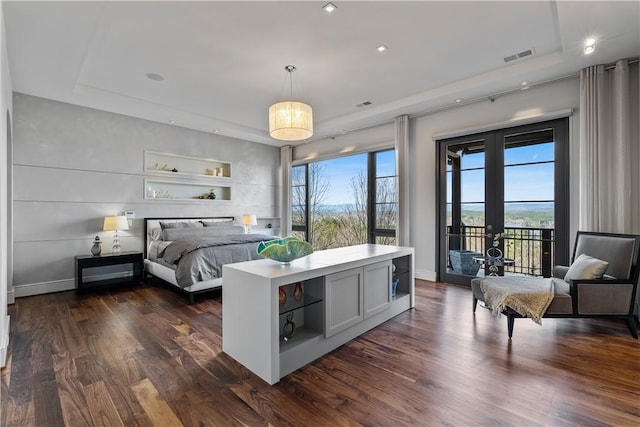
564, 253, 609, 283
159, 221, 204, 230
162, 225, 245, 241
200, 220, 235, 227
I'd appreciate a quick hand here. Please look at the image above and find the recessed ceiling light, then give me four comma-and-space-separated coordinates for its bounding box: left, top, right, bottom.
521, 81, 529, 86
323, 2, 337, 13
213, 130, 220, 134
584, 38, 596, 55
146, 72, 164, 81
169, 120, 176, 124
376, 45, 388, 52
455, 98, 462, 103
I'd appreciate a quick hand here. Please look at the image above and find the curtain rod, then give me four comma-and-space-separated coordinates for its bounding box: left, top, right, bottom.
603, 57, 639, 71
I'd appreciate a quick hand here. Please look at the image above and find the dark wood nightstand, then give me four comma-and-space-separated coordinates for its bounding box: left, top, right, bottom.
75, 251, 144, 291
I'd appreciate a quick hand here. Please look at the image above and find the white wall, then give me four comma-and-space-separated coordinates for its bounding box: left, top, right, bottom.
12, 93, 280, 297
1, 0, 13, 368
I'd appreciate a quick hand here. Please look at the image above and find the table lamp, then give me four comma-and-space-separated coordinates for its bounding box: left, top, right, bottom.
103, 215, 129, 253
241, 214, 257, 234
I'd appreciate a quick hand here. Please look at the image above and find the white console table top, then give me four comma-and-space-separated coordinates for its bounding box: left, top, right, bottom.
224, 243, 414, 284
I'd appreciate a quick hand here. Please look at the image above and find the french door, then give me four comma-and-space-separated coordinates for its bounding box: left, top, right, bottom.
436, 119, 570, 286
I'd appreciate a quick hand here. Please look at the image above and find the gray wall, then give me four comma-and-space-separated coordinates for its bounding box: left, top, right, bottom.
12, 93, 280, 297
1, 2, 13, 367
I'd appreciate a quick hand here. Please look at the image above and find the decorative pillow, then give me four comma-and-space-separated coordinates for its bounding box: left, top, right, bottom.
200, 219, 235, 227
148, 227, 163, 241
564, 253, 609, 283
159, 221, 204, 229
162, 225, 245, 241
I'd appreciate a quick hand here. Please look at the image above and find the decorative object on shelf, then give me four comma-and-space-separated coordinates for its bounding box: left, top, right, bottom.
279, 286, 287, 307
449, 250, 483, 275
392, 278, 400, 298
485, 232, 507, 276
153, 163, 172, 171
90, 236, 102, 256
194, 188, 216, 200
282, 312, 296, 341
241, 214, 257, 233
257, 236, 314, 266
269, 65, 313, 141
205, 168, 215, 176
154, 189, 172, 199
103, 215, 129, 253
293, 282, 303, 301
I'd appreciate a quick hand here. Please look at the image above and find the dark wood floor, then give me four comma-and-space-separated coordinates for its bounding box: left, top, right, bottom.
2, 280, 640, 426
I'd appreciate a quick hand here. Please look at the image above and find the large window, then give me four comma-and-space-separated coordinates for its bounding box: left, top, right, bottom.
292, 149, 396, 250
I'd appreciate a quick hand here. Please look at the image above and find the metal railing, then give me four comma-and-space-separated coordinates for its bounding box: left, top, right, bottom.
447, 225, 555, 277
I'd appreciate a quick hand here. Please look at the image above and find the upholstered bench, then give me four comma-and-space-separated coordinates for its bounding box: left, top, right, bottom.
471, 231, 640, 339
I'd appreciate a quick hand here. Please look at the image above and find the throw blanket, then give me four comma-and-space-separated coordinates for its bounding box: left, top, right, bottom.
159, 234, 273, 288
480, 276, 554, 324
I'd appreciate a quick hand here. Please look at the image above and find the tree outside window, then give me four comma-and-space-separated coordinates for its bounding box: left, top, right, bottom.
292, 150, 396, 250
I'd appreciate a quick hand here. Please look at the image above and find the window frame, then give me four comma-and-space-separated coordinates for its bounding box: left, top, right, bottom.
292, 148, 397, 247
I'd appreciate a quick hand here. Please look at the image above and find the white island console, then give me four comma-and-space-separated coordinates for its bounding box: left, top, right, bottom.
222, 244, 415, 384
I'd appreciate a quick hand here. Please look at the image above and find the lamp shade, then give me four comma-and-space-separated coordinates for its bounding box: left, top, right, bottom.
103, 216, 129, 231
241, 214, 258, 226
269, 101, 313, 141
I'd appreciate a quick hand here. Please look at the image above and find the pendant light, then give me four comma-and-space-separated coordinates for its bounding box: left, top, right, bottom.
269, 65, 313, 141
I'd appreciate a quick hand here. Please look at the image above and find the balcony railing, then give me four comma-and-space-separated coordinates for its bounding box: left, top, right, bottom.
447, 225, 555, 277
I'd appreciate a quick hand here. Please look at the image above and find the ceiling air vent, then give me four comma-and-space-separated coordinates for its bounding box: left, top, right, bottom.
504, 48, 535, 63
356, 101, 372, 108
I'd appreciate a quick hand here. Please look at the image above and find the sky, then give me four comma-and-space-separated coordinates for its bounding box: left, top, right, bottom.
313, 150, 395, 205
305, 142, 553, 207
447, 142, 555, 204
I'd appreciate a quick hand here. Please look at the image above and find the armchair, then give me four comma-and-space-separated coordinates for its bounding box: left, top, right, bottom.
472, 231, 640, 338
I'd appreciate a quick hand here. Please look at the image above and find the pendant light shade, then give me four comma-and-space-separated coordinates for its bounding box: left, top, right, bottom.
269, 65, 313, 141
269, 100, 313, 141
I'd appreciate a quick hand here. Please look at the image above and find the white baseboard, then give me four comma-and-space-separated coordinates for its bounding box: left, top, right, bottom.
14, 278, 75, 298
13, 271, 136, 298
415, 269, 437, 282
7, 287, 15, 304
0, 315, 9, 368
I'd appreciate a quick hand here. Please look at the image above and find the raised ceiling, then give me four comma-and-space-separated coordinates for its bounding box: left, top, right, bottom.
4, 1, 639, 146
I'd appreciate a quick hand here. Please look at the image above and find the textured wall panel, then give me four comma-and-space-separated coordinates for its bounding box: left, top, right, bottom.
12, 93, 280, 294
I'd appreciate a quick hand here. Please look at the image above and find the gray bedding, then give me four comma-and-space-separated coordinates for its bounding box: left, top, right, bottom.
159, 234, 272, 288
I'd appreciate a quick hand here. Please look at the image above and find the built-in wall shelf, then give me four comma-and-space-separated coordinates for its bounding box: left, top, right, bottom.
144, 151, 231, 180
144, 179, 231, 201
143, 151, 232, 201
254, 217, 281, 236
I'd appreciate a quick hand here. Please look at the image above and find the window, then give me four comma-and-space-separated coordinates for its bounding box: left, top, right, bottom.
292, 149, 397, 249
437, 119, 569, 285
291, 165, 307, 242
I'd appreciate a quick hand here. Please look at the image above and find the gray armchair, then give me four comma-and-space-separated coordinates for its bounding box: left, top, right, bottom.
472, 231, 640, 338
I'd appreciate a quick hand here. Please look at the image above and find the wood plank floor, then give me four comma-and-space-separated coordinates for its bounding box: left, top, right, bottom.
2, 280, 640, 426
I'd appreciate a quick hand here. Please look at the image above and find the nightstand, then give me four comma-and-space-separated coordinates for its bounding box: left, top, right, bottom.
75, 251, 143, 291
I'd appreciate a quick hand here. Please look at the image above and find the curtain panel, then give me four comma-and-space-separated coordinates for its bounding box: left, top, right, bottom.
395, 115, 410, 246
280, 145, 293, 236
579, 59, 639, 234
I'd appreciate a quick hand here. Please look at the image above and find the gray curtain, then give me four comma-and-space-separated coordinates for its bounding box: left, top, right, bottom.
395, 115, 410, 246
579, 59, 640, 234
280, 145, 292, 236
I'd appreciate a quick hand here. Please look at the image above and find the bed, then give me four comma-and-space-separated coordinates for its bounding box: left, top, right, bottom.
144, 216, 274, 303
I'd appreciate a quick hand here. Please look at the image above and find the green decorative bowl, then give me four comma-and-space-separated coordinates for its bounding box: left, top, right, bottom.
257, 237, 314, 266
